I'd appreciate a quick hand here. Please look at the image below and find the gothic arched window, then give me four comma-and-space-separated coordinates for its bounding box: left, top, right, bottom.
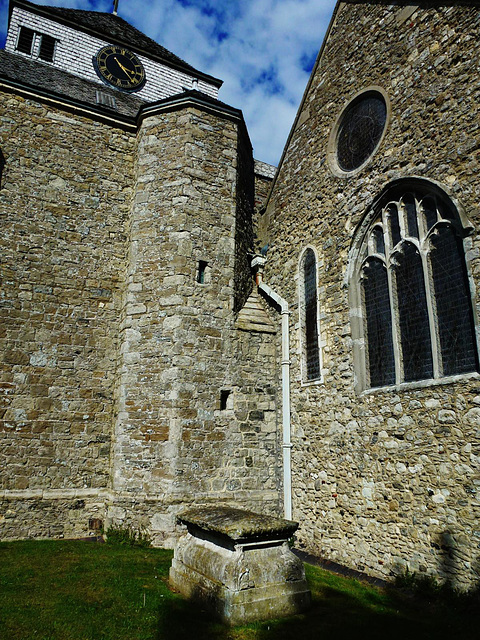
352, 182, 478, 390
299, 247, 321, 382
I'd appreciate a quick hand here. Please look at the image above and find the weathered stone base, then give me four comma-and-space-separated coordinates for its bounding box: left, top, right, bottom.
0, 493, 283, 547
170, 536, 310, 624
169, 507, 311, 625
0, 494, 106, 540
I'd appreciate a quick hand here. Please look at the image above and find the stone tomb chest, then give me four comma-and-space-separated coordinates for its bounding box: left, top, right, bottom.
169, 506, 311, 624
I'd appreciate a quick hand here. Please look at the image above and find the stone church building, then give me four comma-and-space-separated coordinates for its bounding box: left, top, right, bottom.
1, 0, 479, 590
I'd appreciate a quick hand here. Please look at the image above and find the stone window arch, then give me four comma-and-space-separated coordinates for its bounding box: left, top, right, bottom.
350, 179, 479, 391
299, 247, 321, 382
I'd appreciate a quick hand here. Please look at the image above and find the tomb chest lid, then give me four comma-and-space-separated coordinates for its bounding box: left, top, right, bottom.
177, 506, 298, 544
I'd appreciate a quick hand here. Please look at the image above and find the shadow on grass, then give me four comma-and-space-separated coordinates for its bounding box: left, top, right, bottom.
154, 591, 404, 640
155, 594, 225, 640
155, 579, 480, 640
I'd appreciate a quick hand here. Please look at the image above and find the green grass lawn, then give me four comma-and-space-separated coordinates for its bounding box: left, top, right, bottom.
0, 539, 478, 640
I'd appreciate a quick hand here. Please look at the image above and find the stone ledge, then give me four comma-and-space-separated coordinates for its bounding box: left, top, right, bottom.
0, 488, 107, 500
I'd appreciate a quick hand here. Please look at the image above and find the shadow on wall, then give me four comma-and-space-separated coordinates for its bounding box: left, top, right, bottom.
393, 529, 480, 593
436, 529, 480, 592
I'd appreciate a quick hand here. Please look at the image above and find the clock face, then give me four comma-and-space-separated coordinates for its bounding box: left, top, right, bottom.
94, 45, 146, 92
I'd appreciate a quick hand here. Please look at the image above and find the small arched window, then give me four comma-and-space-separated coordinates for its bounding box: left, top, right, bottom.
299, 248, 321, 382
352, 181, 478, 390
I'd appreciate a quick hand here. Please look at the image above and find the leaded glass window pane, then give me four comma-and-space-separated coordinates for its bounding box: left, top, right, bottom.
362, 258, 395, 387
422, 197, 437, 232
393, 243, 433, 382
403, 194, 419, 239
358, 184, 477, 390
430, 226, 478, 376
387, 204, 401, 248
337, 93, 387, 172
372, 226, 385, 255
303, 249, 320, 381
438, 201, 454, 221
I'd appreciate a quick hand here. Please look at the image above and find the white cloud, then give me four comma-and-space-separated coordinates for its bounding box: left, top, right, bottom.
0, 0, 338, 165
120, 0, 338, 164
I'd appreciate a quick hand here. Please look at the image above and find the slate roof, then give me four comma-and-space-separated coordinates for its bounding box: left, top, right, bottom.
1, 2, 243, 129
0, 49, 145, 120
10, 0, 222, 87
0, 49, 248, 131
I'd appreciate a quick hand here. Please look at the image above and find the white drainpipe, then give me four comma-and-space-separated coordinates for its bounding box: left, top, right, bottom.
251, 256, 292, 520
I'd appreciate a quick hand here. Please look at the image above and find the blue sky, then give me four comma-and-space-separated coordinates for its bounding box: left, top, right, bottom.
0, 0, 337, 165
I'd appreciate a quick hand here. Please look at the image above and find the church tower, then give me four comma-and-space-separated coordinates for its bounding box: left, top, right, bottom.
0, 0, 280, 544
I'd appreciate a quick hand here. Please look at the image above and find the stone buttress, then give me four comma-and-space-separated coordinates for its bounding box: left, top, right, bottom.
108, 93, 281, 545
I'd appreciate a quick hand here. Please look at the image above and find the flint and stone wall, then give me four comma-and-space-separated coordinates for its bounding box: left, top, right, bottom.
0, 90, 281, 542
262, 1, 480, 590
6, 0, 479, 592
0, 92, 133, 538
109, 104, 281, 547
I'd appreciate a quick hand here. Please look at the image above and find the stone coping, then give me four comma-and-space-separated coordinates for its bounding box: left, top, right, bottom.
177, 506, 298, 543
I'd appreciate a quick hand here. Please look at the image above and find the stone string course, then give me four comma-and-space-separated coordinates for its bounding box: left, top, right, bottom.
261, 2, 480, 590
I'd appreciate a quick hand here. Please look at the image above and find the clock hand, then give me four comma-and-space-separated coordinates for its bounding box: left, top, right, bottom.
114, 57, 135, 80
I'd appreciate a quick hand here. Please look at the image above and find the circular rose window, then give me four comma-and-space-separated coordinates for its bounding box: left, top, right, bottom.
335, 90, 387, 173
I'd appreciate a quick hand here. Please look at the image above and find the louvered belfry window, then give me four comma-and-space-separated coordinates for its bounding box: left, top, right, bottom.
16, 26, 34, 55
16, 27, 56, 62
301, 248, 321, 381
38, 34, 56, 62
360, 188, 478, 388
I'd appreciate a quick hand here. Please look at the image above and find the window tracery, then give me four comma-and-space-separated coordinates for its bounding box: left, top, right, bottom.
354, 185, 478, 389
336, 92, 387, 172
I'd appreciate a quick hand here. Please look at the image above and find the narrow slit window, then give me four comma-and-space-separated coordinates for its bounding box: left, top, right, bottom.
197, 261, 208, 284
300, 248, 321, 382
220, 390, 231, 410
